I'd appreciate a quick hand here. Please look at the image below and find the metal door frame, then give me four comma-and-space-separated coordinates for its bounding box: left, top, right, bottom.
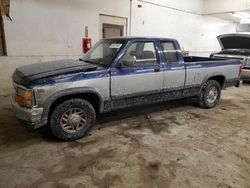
99, 14, 128, 39
0, 14, 7, 56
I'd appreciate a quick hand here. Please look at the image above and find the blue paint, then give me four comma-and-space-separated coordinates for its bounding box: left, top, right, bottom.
185, 60, 240, 70
25, 37, 240, 88
30, 69, 109, 88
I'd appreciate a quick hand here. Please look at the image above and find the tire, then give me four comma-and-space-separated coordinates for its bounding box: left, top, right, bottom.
49, 98, 96, 141
197, 80, 221, 109
197, 89, 205, 108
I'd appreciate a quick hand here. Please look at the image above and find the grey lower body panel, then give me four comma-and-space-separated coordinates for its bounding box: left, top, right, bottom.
10, 77, 240, 129
11, 97, 47, 129
103, 86, 200, 112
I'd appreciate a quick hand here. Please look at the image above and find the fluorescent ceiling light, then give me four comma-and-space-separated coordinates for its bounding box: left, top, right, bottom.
232, 12, 250, 20
240, 19, 250, 24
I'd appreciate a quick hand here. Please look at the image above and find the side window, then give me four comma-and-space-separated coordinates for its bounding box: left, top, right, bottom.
121, 42, 157, 67
161, 42, 179, 64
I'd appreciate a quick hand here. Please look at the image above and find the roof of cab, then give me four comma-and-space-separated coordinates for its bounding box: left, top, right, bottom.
103, 36, 178, 42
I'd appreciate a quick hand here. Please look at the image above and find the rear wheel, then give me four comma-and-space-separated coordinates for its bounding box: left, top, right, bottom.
50, 98, 96, 141
197, 80, 221, 108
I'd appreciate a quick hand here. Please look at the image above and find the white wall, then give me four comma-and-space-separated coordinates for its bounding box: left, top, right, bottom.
0, 0, 237, 95
203, 0, 250, 14
4, 0, 130, 56
3, 0, 236, 57
137, 0, 204, 14
132, 0, 236, 56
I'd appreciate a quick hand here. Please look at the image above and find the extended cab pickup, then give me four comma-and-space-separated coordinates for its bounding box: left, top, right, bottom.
11, 37, 242, 140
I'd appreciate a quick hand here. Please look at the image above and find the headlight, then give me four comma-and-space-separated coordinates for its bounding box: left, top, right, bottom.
14, 86, 33, 107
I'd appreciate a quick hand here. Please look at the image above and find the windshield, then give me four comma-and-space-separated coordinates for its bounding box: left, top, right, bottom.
81, 39, 126, 67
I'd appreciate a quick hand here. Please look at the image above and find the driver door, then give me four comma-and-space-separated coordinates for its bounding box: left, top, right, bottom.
110, 41, 164, 98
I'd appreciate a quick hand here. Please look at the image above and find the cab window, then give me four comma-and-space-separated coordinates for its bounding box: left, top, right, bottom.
161, 42, 179, 64
121, 41, 158, 67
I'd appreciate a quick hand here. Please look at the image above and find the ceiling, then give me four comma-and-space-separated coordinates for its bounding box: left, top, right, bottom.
211, 11, 250, 24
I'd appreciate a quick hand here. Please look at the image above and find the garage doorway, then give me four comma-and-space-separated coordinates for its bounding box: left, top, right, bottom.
103, 24, 124, 38
0, 15, 6, 56
100, 14, 127, 39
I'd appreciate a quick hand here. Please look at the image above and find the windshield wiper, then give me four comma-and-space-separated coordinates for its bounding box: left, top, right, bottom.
79, 58, 108, 68
79, 58, 95, 64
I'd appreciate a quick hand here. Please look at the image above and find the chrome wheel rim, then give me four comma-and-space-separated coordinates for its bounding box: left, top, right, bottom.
206, 86, 218, 104
60, 108, 86, 133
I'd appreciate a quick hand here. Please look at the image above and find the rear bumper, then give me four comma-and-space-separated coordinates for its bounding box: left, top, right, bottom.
11, 96, 47, 129
224, 78, 241, 88
241, 68, 250, 81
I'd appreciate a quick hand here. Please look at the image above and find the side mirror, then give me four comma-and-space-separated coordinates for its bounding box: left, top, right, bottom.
121, 55, 136, 67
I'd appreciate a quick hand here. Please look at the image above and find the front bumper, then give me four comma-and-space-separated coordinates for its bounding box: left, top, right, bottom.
11, 96, 46, 129
241, 68, 250, 81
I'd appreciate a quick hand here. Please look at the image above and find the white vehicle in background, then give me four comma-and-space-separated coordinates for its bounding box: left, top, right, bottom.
211, 33, 250, 81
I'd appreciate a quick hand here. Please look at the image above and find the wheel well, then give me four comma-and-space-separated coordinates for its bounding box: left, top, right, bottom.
48, 93, 101, 118
208, 75, 225, 87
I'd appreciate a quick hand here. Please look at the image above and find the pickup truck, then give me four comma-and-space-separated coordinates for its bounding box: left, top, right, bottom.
11, 37, 242, 140
210, 33, 250, 81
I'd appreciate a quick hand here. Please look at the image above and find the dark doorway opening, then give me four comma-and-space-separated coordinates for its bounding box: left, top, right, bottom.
0, 15, 6, 56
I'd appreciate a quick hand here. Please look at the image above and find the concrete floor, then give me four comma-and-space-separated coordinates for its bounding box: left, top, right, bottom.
0, 85, 250, 188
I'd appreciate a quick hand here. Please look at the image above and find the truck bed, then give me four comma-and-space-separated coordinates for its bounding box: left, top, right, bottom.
183, 56, 240, 88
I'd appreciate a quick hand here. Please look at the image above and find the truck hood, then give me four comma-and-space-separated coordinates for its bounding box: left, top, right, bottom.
12, 59, 98, 87
217, 33, 250, 50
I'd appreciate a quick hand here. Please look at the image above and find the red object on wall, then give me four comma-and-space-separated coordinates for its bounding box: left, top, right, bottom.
82, 26, 92, 53
82, 38, 92, 53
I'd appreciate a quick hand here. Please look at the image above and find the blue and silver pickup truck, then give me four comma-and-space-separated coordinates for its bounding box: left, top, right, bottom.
11, 37, 242, 140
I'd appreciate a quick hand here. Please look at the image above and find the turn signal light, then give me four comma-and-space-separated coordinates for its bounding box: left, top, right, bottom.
15, 90, 33, 107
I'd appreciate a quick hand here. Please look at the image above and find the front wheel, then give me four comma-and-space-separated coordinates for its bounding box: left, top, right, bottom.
49, 98, 96, 141
197, 80, 221, 108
